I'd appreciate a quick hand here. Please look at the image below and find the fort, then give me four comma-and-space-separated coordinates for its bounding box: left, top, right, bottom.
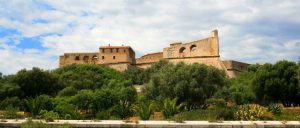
59, 30, 249, 78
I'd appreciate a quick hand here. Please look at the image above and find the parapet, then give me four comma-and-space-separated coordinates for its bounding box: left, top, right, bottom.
170, 42, 182, 47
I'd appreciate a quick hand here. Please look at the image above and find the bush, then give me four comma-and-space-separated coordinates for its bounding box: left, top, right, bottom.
235, 104, 267, 120
161, 98, 184, 119
134, 101, 154, 120
21, 119, 71, 128
112, 100, 133, 119
4, 106, 20, 119
267, 103, 282, 115
96, 110, 111, 120
39, 110, 59, 122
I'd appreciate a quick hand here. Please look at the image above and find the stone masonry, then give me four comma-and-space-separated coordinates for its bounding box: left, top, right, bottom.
59, 30, 249, 77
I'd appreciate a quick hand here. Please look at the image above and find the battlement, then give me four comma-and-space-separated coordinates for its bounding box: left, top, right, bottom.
59, 30, 248, 77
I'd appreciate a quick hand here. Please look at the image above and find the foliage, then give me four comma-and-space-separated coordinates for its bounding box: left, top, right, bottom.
267, 103, 282, 115
52, 97, 79, 119
21, 119, 71, 128
12, 68, 61, 97
252, 60, 299, 106
0, 96, 21, 109
0, 76, 21, 100
124, 67, 147, 85
133, 100, 154, 120
235, 104, 267, 120
3, 106, 19, 119
54, 64, 125, 91
40, 110, 60, 122
113, 100, 133, 119
161, 98, 184, 119
25, 95, 52, 117
145, 61, 228, 109
229, 72, 256, 105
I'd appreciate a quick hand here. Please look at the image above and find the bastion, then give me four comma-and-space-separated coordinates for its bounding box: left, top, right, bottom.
59, 30, 249, 78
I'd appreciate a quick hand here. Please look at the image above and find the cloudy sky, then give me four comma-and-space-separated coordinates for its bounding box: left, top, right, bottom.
0, 0, 300, 74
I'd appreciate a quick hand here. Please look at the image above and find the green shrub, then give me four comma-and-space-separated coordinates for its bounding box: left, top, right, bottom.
113, 100, 133, 119
4, 106, 19, 119
267, 103, 282, 115
21, 119, 71, 128
235, 104, 267, 120
39, 110, 59, 122
161, 98, 184, 119
64, 114, 72, 120
216, 106, 237, 120
96, 110, 111, 120
134, 101, 154, 120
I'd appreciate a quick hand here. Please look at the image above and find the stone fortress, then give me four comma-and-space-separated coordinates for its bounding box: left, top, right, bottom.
59, 30, 249, 78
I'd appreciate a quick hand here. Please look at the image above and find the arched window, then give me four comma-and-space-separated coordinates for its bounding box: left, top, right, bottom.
179, 47, 186, 53
83, 56, 89, 63
75, 55, 80, 60
190, 45, 197, 51
113, 56, 116, 59
92, 55, 98, 61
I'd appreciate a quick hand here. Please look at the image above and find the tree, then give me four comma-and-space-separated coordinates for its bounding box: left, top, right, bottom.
229, 72, 256, 105
145, 61, 228, 108
0, 72, 2, 80
123, 67, 147, 85
25, 95, 52, 117
252, 60, 299, 106
55, 64, 125, 91
13, 68, 60, 97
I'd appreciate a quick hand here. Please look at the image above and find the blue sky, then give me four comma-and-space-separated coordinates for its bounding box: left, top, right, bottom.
0, 0, 300, 74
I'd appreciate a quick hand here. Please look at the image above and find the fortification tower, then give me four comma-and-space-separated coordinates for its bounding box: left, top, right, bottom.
98, 45, 135, 71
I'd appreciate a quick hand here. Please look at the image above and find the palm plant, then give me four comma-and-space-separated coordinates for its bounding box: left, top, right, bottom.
161, 98, 184, 119
113, 100, 133, 119
133, 101, 154, 120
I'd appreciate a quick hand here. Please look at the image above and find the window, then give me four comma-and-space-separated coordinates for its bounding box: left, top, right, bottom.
75, 55, 80, 60
124, 49, 126, 53
92, 55, 98, 61
110, 49, 113, 53
116, 48, 119, 53
113, 56, 116, 59
179, 47, 186, 53
190, 45, 197, 51
102, 49, 105, 53
102, 56, 105, 60
83, 56, 89, 63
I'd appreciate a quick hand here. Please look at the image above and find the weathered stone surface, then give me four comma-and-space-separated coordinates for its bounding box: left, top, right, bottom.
59, 30, 249, 78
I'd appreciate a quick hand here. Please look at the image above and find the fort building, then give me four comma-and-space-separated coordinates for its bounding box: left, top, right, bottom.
59, 30, 249, 78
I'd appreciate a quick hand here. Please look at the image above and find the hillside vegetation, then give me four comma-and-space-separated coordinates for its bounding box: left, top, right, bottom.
0, 60, 299, 121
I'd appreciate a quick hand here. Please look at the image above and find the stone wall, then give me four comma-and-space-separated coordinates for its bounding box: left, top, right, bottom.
163, 30, 219, 59
222, 60, 250, 78
98, 46, 135, 65
59, 53, 98, 67
135, 52, 163, 69
106, 62, 133, 72
59, 30, 249, 77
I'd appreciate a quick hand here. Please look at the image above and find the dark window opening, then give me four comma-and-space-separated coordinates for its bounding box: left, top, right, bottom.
113, 56, 116, 59
83, 56, 89, 63
179, 47, 186, 53
102, 49, 105, 53
124, 49, 126, 53
190, 45, 197, 51
116, 48, 119, 53
110, 49, 113, 53
75, 55, 80, 60
102, 56, 105, 60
